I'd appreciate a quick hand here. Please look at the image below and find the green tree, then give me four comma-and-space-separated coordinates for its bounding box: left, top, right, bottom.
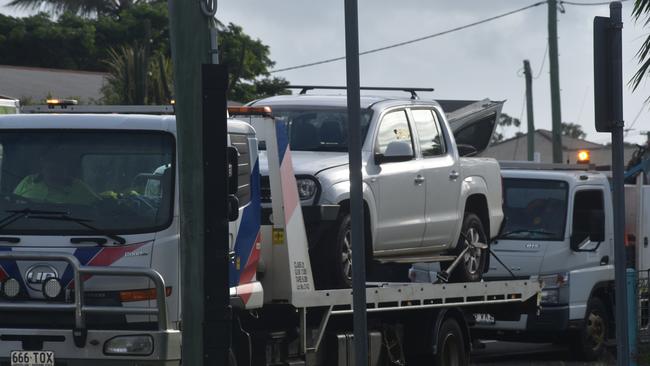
491, 113, 521, 143
7, 0, 153, 16
561, 122, 586, 139
632, 0, 650, 94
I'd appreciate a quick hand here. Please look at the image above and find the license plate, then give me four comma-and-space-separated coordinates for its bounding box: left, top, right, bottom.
10, 351, 54, 366
474, 313, 496, 325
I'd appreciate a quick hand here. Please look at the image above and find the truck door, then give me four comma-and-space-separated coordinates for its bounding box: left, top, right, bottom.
409, 108, 460, 247
548, 187, 609, 272
487, 178, 569, 277
368, 109, 426, 251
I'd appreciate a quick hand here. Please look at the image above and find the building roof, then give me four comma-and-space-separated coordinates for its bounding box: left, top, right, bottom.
491, 129, 604, 151
0, 65, 107, 103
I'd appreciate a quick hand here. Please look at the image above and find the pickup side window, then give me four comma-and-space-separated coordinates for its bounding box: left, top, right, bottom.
411, 109, 446, 157
375, 110, 413, 156
572, 190, 604, 244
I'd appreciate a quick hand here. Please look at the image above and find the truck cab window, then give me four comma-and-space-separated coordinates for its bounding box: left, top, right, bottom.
572, 190, 605, 244
411, 109, 446, 157
375, 110, 413, 156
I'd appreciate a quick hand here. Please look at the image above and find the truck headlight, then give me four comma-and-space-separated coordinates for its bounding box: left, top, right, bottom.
104, 335, 153, 356
296, 177, 318, 200
540, 288, 560, 304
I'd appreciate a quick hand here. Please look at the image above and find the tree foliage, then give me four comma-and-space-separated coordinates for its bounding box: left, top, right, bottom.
0, 3, 287, 103
561, 122, 586, 139
491, 112, 521, 143
632, 0, 650, 93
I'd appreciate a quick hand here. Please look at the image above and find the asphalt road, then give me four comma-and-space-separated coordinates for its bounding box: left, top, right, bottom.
470, 341, 616, 366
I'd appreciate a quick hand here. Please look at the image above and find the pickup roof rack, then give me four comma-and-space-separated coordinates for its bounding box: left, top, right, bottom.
287, 85, 434, 100
21, 104, 175, 114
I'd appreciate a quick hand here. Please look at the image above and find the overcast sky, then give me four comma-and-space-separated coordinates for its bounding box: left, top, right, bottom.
1, 0, 649, 144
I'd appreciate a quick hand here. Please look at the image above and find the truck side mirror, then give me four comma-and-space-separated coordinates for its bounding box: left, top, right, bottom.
227, 146, 239, 195
374, 140, 413, 165
228, 195, 240, 222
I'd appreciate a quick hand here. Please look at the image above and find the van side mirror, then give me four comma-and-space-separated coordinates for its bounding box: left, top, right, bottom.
227, 146, 239, 195
374, 140, 413, 165
570, 209, 604, 252
228, 195, 239, 221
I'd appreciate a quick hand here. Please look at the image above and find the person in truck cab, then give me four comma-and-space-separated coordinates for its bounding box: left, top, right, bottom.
13, 148, 100, 205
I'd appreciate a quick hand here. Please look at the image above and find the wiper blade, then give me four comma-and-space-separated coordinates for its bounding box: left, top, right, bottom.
28, 214, 126, 245
0, 209, 126, 245
500, 228, 556, 238
0, 209, 69, 231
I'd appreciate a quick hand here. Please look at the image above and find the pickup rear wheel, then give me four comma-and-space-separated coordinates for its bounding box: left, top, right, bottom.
442, 213, 487, 282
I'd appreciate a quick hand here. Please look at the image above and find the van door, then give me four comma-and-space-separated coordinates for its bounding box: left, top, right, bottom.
487, 178, 569, 278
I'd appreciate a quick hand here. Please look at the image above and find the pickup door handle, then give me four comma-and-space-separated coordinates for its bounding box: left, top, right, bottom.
414, 175, 425, 184
449, 170, 460, 180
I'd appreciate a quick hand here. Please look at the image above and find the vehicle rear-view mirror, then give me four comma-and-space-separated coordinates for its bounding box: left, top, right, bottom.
374, 140, 413, 165
570, 210, 604, 252
228, 195, 239, 222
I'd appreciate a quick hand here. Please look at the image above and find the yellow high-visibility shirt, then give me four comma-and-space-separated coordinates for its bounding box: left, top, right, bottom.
13, 174, 100, 205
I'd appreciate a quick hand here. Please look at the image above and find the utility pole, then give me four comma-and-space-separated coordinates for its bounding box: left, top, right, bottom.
523, 60, 535, 161
168, 0, 225, 365
548, 0, 563, 163
344, 0, 368, 365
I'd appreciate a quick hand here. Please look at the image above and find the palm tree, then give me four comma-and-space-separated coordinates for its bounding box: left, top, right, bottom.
7, 0, 147, 16
632, 0, 650, 92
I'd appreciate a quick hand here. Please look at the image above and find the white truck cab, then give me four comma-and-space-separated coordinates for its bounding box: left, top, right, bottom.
475, 164, 614, 361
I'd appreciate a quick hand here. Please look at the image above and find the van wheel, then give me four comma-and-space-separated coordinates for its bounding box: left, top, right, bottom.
441, 213, 487, 282
573, 297, 608, 361
434, 318, 468, 366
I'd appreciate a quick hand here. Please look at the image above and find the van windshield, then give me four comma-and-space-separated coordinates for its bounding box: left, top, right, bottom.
500, 178, 568, 241
271, 107, 373, 152
0, 130, 174, 235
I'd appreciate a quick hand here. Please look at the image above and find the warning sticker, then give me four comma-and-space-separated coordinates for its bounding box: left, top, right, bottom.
293, 261, 310, 290
272, 228, 285, 245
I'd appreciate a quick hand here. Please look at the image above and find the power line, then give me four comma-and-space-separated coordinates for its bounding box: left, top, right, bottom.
560, 0, 628, 6
270, 1, 547, 74
533, 44, 548, 79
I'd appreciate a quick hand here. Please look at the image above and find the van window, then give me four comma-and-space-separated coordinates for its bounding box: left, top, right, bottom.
572, 190, 604, 244
501, 178, 568, 240
230, 133, 251, 206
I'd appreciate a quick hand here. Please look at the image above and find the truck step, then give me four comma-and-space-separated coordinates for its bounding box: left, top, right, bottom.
375, 255, 456, 264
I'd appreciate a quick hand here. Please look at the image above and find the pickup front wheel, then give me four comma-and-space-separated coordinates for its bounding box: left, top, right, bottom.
442, 213, 488, 282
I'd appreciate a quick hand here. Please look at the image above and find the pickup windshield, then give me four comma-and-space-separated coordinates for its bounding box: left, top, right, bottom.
500, 178, 568, 241
0, 130, 174, 235
271, 107, 373, 152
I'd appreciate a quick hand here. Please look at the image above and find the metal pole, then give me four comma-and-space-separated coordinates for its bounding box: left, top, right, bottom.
548, 0, 563, 163
344, 0, 368, 365
168, 1, 212, 365
609, 3, 629, 366
523, 60, 535, 161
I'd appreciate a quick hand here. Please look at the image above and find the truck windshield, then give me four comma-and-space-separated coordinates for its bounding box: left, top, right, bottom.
0, 130, 174, 235
272, 107, 373, 152
500, 178, 568, 241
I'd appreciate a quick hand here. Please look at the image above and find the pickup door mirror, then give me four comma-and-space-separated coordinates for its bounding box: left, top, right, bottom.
374, 141, 413, 165
570, 209, 605, 252
457, 143, 478, 157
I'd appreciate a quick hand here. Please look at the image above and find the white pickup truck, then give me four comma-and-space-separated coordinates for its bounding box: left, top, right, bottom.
245, 88, 505, 288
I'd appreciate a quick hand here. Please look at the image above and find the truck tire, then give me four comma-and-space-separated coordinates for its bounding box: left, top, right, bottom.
434, 318, 469, 366
441, 213, 487, 282
573, 297, 608, 361
330, 213, 353, 288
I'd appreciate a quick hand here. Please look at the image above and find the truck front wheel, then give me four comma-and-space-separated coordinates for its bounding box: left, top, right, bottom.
573, 297, 608, 361
442, 213, 487, 282
434, 318, 469, 366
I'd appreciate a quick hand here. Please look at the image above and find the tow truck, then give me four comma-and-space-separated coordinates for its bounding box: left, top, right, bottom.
0, 102, 541, 366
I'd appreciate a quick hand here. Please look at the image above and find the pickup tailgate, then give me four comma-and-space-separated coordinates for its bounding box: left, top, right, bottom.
438, 99, 504, 154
